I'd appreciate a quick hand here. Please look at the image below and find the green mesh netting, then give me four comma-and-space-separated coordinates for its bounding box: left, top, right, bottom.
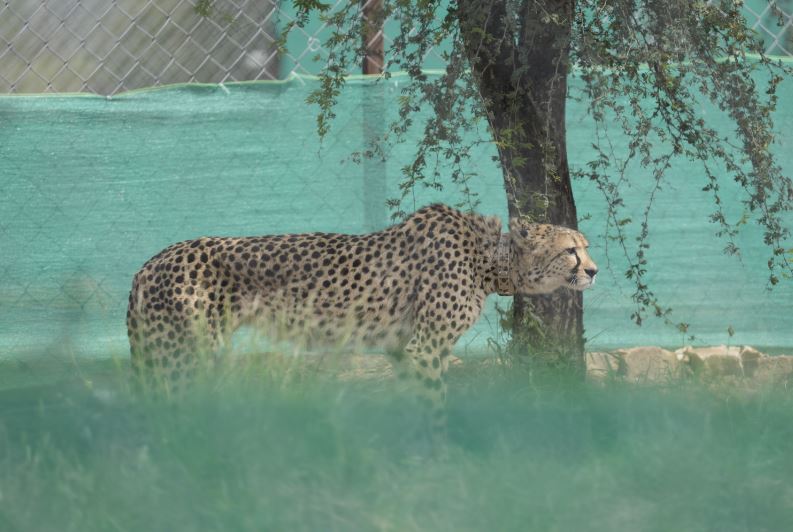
1, 72, 792, 360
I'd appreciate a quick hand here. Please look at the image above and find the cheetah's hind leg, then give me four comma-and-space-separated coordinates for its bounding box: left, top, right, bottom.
128, 313, 223, 397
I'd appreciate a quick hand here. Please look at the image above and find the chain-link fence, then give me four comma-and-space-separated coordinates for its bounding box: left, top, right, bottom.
2, 1, 793, 366
0, 0, 281, 94
0, 0, 449, 94
745, 0, 793, 55
1, 0, 792, 95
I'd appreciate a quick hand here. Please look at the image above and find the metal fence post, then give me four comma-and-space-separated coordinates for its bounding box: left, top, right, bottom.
361, 0, 387, 231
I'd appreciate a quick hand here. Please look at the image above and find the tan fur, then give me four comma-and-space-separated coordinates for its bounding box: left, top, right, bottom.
127, 204, 597, 401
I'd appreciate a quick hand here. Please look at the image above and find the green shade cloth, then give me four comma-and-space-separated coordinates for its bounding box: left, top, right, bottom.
1, 72, 792, 359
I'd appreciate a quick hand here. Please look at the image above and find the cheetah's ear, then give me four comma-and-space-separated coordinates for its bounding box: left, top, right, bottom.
484, 215, 502, 236
509, 218, 543, 254
509, 217, 540, 240
478, 215, 503, 251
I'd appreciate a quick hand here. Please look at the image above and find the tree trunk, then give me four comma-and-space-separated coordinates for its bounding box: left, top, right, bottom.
457, 0, 584, 369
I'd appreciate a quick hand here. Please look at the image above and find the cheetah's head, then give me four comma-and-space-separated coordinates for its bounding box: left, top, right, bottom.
507, 218, 598, 294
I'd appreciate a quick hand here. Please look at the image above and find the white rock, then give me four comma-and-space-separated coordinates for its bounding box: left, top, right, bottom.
585, 351, 622, 380
613, 346, 680, 383
748, 355, 793, 385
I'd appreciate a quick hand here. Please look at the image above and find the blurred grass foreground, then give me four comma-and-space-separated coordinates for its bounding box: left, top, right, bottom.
1, 356, 792, 532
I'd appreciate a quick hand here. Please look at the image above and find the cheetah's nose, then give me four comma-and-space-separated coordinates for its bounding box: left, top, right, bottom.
584, 267, 598, 279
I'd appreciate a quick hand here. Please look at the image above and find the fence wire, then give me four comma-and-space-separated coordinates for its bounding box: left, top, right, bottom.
2, 1, 793, 364
743, 0, 793, 55
0, 0, 447, 94
0, 0, 282, 94
4, 0, 789, 95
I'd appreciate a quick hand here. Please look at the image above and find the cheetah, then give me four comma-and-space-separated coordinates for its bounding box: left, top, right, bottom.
127, 203, 597, 403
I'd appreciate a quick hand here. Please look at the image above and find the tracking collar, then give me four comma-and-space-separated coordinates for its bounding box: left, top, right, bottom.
494, 233, 514, 296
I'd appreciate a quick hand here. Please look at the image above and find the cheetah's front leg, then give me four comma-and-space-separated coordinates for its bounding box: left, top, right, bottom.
391, 326, 453, 436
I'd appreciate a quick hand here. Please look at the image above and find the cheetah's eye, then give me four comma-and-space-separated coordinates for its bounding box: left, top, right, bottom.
566, 247, 576, 254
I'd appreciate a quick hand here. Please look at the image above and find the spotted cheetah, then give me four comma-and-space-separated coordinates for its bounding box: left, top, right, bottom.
127, 203, 597, 403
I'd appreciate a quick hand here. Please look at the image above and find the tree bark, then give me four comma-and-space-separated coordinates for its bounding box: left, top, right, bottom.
457, 0, 584, 368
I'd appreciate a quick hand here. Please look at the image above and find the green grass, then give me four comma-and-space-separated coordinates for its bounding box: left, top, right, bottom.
1, 357, 792, 532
